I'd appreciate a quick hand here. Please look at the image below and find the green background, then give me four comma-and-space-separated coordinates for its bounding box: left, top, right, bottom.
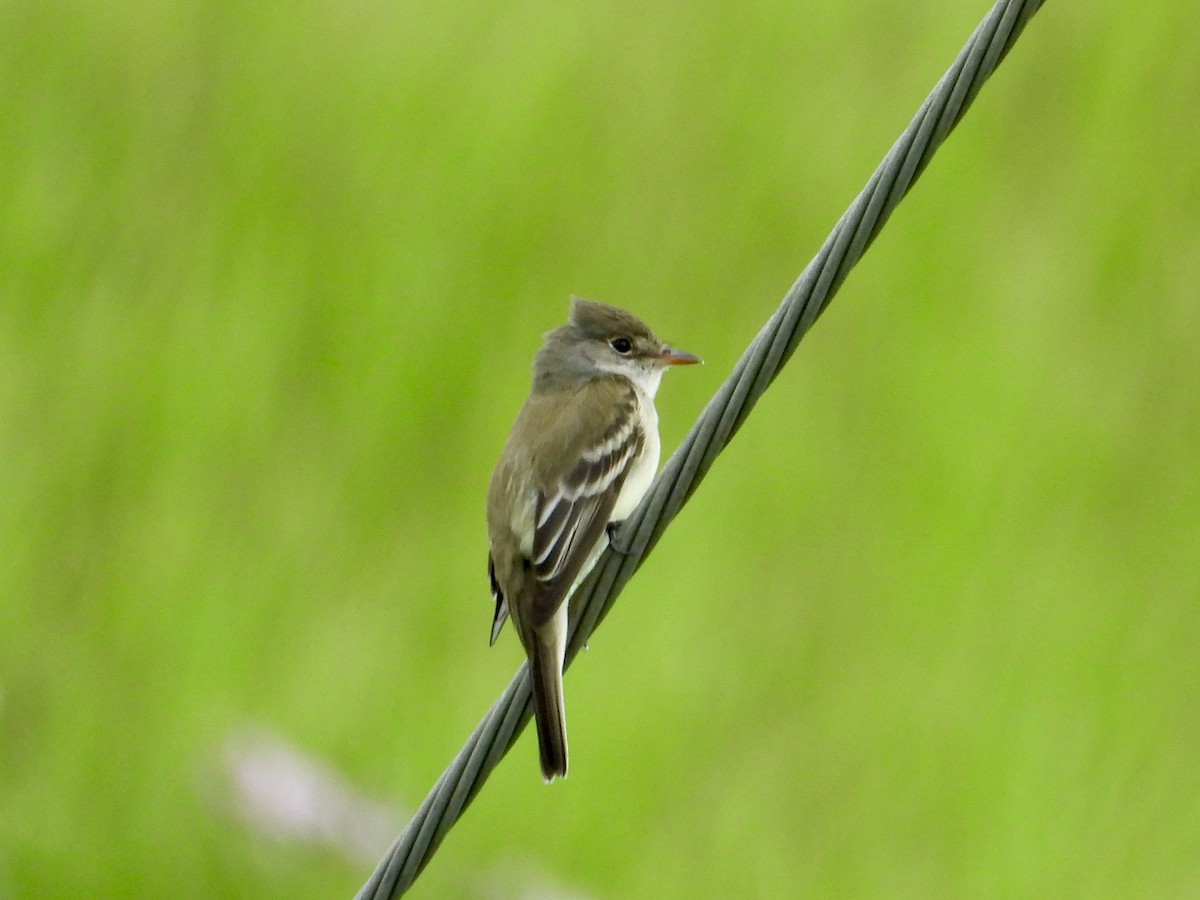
3, 1, 1198, 896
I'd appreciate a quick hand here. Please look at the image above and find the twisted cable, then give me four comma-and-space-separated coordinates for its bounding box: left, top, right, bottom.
357, 0, 1048, 894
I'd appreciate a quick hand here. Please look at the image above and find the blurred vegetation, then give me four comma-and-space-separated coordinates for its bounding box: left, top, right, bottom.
2, 0, 1198, 897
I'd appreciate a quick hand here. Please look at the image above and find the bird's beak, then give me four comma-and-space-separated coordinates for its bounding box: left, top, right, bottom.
657, 346, 703, 367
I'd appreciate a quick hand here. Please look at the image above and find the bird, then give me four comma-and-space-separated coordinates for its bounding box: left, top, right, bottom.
486, 296, 700, 781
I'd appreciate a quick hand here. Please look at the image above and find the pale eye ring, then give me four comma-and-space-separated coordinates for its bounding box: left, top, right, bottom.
610, 337, 632, 354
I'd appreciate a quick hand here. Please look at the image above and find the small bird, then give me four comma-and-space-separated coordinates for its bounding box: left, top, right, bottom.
486, 297, 700, 781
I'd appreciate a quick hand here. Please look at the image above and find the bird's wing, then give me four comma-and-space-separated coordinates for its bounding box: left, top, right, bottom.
527, 385, 645, 627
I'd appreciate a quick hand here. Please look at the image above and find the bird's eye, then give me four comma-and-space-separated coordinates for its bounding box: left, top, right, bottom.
610, 337, 632, 354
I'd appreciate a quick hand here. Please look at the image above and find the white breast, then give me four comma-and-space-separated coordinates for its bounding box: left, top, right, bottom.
610, 394, 660, 522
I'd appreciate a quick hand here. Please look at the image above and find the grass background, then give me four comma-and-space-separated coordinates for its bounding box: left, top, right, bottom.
3, 1, 1199, 897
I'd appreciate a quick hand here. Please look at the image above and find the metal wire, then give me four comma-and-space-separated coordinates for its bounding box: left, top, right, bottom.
356, 0, 1048, 895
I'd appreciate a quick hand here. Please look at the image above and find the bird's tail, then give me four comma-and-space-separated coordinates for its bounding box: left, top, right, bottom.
529, 638, 569, 782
